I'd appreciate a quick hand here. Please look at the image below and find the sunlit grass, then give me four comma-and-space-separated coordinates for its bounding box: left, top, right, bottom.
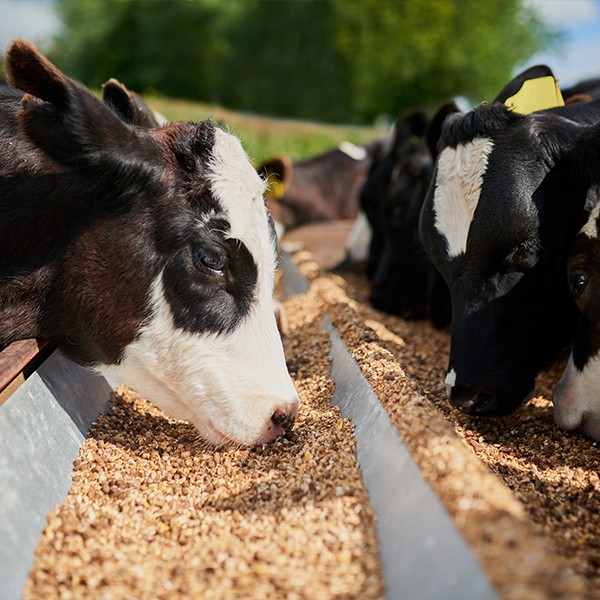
145, 94, 387, 165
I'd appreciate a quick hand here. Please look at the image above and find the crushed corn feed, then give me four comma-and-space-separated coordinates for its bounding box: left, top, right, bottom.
24, 276, 383, 600
291, 248, 599, 600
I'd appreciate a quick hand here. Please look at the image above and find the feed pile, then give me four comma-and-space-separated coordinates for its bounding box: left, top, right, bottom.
24, 281, 383, 599
291, 248, 599, 600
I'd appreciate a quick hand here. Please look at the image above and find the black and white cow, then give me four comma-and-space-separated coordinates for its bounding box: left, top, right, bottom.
419, 67, 600, 417
258, 138, 387, 235
359, 109, 451, 327
553, 184, 600, 439
1, 39, 298, 446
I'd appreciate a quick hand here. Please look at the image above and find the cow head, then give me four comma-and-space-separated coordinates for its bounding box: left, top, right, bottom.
363, 112, 433, 312
3, 39, 298, 446
553, 129, 600, 439
419, 68, 600, 417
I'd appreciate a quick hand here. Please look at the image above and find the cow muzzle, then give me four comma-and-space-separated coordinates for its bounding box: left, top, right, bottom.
448, 381, 533, 417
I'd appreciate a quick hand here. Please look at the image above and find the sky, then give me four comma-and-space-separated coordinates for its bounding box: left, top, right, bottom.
0, 0, 599, 89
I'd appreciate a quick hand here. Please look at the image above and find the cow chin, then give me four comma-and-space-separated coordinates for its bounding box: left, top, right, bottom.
98, 355, 299, 447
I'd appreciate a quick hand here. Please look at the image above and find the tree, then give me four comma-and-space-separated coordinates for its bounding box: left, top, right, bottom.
333, 0, 561, 121
50, 0, 232, 100
48, 0, 559, 123
219, 0, 352, 123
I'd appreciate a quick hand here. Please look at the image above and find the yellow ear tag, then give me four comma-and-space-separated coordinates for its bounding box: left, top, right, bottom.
504, 75, 564, 114
266, 173, 287, 201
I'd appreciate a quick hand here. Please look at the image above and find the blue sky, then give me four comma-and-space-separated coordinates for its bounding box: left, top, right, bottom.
524, 0, 600, 86
0, 0, 599, 89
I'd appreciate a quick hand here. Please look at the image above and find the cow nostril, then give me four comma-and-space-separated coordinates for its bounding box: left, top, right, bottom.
450, 385, 500, 416
271, 407, 296, 434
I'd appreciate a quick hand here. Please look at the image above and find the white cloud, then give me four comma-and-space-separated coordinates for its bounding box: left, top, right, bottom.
524, 0, 597, 26
0, 0, 60, 53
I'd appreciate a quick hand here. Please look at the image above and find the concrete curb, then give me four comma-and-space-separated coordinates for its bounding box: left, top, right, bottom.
280, 252, 497, 600
0, 351, 112, 600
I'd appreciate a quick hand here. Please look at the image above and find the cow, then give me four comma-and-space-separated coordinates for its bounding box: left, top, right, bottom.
359, 108, 451, 328
258, 138, 388, 235
553, 189, 600, 440
419, 65, 600, 418
0, 39, 298, 446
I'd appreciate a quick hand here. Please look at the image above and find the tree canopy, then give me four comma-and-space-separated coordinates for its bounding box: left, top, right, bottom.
47, 0, 560, 123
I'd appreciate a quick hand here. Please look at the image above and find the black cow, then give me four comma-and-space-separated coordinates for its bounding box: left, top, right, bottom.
419, 66, 600, 417
360, 109, 451, 328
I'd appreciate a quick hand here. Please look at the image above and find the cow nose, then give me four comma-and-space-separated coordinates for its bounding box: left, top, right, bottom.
271, 405, 297, 435
450, 385, 501, 416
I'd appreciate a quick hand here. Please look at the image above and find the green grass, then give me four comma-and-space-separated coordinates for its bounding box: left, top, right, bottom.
145, 94, 387, 165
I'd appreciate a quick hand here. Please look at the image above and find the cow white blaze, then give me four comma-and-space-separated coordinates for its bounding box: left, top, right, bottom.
433, 138, 494, 258
580, 203, 600, 239
99, 129, 299, 446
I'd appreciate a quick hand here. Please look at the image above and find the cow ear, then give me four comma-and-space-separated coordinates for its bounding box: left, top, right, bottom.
5, 39, 157, 175
493, 65, 555, 103
102, 78, 138, 125
5, 38, 70, 109
102, 77, 161, 128
427, 101, 460, 159
392, 109, 430, 156
258, 156, 291, 201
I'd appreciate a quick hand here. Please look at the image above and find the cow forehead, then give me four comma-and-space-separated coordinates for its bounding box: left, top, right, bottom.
432, 138, 494, 258
207, 129, 274, 274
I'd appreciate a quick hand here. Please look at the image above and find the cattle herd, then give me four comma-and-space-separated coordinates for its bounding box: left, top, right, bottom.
2, 38, 600, 446
355, 65, 600, 442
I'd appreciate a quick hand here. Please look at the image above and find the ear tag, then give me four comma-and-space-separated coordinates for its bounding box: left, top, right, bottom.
504, 75, 564, 114
266, 173, 287, 201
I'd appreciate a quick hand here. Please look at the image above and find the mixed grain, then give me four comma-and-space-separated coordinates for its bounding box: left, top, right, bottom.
24, 278, 383, 600
292, 248, 599, 600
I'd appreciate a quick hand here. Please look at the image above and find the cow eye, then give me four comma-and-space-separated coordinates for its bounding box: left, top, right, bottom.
193, 246, 226, 275
569, 272, 588, 298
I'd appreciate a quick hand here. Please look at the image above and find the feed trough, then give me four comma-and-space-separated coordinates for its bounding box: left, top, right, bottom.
0, 223, 597, 599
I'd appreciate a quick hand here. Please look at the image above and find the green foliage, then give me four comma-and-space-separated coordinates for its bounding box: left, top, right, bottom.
51, 0, 231, 100
333, 0, 561, 120
218, 0, 352, 123
50, 0, 560, 124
